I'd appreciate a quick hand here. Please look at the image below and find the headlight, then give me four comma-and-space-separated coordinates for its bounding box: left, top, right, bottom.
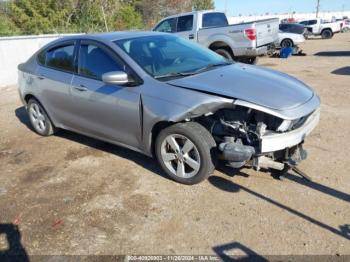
277, 119, 292, 132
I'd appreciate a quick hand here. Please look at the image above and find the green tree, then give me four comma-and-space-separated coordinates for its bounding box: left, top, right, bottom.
9, 0, 77, 34
192, 0, 214, 11
113, 4, 143, 30
73, 0, 121, 33
0, 14, 21, 36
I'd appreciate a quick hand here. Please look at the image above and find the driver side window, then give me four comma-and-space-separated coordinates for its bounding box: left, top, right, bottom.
78, 43, 123, 81
155, 18, 176, 33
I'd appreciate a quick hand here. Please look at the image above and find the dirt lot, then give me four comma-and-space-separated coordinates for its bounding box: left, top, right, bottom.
0, 33, 349, 258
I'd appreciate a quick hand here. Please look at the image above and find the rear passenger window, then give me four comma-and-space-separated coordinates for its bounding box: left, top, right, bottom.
177, 15, 194, 32
202, 13, 228, 28
78, 44, 122, 80
46, 45, 75, 72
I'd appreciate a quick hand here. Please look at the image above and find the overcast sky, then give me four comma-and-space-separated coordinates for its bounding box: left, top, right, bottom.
215, 0, 349, 16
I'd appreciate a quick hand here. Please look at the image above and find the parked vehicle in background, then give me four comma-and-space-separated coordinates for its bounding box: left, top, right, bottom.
299, 18, 341, 39
341, 19, 350, 32
153, 10, 279, 64
18, 32, 320, 185
335, 19, 345, 32
275, 30, 305, 48
279, 23, 308, 38
280, 18, 298, 24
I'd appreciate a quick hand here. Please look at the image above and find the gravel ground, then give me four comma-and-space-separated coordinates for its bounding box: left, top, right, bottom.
0, 33, 349, 259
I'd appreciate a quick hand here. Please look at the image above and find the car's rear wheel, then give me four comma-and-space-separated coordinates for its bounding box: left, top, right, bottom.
281, 39, 294, 48
155, 122, 217, 185
321, 29, 333, 39
27, 98, 56, 136
240, 57, 258, 65
214, 48, 234, 61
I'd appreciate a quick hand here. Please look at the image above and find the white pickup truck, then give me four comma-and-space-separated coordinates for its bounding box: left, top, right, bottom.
299, 18, 341, 39
153, 10, 279, 64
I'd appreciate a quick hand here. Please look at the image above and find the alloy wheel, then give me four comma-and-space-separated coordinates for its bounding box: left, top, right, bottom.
160, 134, 201, 179
29, 103, 47, 133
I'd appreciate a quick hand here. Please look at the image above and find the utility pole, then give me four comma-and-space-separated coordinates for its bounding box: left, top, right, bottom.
316, 0, 320, 18
225, 0, 228, 14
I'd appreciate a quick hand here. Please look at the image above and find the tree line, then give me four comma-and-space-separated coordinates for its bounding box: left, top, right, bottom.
0, 0, 215, 36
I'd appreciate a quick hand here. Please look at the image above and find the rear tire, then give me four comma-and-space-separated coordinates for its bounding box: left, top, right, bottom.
27, 98, 56, 136
238, 57, 258, 65
155, 122, 217, 185
321, 29, 333, 39
214, 48, 234, 61
281, 39, 294, 48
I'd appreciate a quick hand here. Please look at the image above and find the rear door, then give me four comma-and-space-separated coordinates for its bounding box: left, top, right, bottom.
255, 19, 279, 47
175, 15, 196, 41
307, 20, 319, 34
35, 41, 77, 126
70, 40, 142, 148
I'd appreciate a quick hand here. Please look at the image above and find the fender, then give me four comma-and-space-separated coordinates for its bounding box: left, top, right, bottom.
140, 85, 234, 155
205, 34, 236, 54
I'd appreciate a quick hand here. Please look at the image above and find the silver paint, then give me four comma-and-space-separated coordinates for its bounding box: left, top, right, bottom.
18, 32, 320, 158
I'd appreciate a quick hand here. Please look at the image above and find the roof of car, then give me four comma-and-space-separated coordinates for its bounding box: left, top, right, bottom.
60, 31, 167, 42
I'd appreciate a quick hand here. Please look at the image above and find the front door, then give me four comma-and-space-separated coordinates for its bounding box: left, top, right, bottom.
70, 40, 142, 149
175, 15, 196, 41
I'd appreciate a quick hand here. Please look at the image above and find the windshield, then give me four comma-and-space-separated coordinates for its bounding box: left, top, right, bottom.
114, 35, 228, 80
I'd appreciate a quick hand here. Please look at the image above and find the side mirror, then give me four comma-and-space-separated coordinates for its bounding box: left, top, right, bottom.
102, 71, 129, 85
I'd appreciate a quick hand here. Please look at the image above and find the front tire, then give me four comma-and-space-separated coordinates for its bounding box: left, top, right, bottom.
321, 29, 333, 39
155, 122, 217, 185
27, 98, 56, 136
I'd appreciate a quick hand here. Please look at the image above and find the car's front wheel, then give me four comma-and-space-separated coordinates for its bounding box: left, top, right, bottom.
27, 98, 56, 136
155, 122, 217, 185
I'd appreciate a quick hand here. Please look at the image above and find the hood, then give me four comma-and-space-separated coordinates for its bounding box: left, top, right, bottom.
167, 64, 314, 111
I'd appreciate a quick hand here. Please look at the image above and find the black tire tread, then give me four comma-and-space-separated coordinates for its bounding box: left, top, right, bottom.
155, 122, 217, 185
27, 98, 56, 136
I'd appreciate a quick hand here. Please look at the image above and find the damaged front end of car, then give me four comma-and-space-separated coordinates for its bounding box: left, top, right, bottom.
196, 99, 320, 172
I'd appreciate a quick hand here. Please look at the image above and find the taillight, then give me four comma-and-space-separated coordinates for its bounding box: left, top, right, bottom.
244, 28, 256, 41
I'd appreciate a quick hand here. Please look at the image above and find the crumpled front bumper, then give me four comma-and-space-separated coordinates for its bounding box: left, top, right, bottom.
260, 108, 320, 153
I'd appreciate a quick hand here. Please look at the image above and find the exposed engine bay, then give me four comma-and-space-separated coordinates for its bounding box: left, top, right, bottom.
197, 105, 310, 171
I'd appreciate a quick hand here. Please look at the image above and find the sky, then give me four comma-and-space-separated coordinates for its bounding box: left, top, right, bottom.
214, 0, 349, 16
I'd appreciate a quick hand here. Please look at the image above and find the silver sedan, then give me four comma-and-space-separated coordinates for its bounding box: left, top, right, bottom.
18, 32, 320, 184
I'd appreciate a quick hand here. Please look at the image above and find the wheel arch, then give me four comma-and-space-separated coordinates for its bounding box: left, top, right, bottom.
24, 94, 57, 129
150, 121, 176, 156
321, 27, 333, 33
24, 93, 37, 105
206, 35, 236, 54
321, 28, 333, 36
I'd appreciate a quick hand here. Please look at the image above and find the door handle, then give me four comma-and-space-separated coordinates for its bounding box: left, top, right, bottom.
74, 85, 88, 92
189, 34, 194, 40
